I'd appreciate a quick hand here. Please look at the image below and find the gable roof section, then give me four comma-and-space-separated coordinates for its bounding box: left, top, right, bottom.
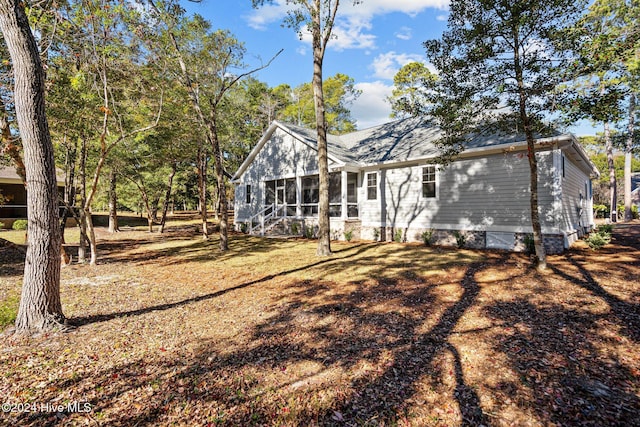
233, 117, 599, 181
0, 165, 65, 185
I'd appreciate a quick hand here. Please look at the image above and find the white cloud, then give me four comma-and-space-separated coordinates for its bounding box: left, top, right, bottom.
246, 0, 449, 49
395, 26, 412, 41
351, 81, 394, 129
370, 51, 427, 80
436, 14, 448, 21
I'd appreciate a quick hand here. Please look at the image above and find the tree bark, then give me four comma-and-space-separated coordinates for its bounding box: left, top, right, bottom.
197, 143, 209, 239
77, 137, 89, 263
108, 168, 120, 233
604, 121, 617, 222
59, 136, 77, 245
624, 93, 635, 221
311, 0, 332, 257
158, 161, 176, 233
208, 113, 229, 251
513, 25, 546, 269
0, 0, 64, 331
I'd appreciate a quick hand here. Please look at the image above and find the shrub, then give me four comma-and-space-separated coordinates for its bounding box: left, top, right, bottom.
240, 222, 248, 233
393, 229, 403, 243
291, 222, 300, 235
523, 234, 535, 255
421, 229, 434, 246
304, 226, 314, 239
0, 221, 5, 230
12, 219, 28, 231
586, 231, 610, 250
373, 228, 380, 242
597, 224, 613, 235
593, 204, 608, 219
453, 230, 466, 248
344, 229, 354, 242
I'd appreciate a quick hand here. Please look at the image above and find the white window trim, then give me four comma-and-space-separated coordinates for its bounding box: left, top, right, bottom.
366, 171, 378, 201
421, 165, 439, 200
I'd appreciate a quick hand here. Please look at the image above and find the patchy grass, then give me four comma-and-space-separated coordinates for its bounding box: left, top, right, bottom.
0, 216, 639, 426
0, 291, 19, 328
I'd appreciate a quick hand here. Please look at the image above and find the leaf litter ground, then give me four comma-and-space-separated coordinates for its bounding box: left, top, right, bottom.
0, 216, 639, 426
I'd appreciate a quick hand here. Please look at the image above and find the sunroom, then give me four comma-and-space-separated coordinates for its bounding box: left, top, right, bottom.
245, 170, 360, 235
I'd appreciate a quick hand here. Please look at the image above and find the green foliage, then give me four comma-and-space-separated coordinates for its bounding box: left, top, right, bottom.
343, 229, 353, 242
11, 219, 27, 231
304, 226, 315, 239
453, 231, 466, 249
593, 204, 609, 218
597, 224, 614, 235
277, 73, 361, 134
0, 293, 19, 329
240, 223, 248, 233
421, 229, 434, 246
291, 222, 300, 235
389, 62, 438, 118
0, 221, 5, 230
586, 230, 611, 250
373, 228, 380, 242
523, 234, 536, 255
393, 229, 403, 243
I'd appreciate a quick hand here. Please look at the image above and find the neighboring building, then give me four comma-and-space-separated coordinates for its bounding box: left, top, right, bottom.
0, 165, 65, 227
632, 173, 640, 210
232, 118, 599, 254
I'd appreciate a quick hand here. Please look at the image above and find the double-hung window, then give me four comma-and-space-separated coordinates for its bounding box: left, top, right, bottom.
245, 184, 251, 204
422, 166, 436, 198
366, 172, 377, 200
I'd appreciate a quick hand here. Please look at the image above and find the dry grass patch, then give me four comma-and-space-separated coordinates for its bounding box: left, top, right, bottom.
0, 217, 639, 426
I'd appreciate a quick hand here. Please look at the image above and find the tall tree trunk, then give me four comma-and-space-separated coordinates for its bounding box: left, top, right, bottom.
197, 144, 209, 239
624, 93, 635, 221
108, 168, 119, 233
208, 114, 228, 250
59, 136, 77, 244
158, 161, 176, 233
604, 121, 617, 222
77, 137, 89, 263
513, 27, 546, 269
0, 0, 64, 331
312, 7, 331, 257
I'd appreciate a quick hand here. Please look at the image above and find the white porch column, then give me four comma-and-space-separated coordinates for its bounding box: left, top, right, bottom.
341, 170, 348, 219
296, 175, 302, 217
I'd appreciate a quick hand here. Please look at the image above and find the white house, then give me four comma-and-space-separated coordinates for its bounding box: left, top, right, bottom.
231, 118, 599, 253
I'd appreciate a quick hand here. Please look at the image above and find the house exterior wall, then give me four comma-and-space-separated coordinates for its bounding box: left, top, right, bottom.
234, 128, 339, 222
558, 149, 596, 246
360, 150, 558, 240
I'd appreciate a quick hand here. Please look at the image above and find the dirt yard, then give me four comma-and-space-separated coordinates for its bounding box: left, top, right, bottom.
0, 217, 638, 426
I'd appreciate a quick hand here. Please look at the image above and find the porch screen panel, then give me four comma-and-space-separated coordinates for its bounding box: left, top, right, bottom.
302, 175, 319, 216
347, 172, 358, 218
286, 179, 296, 216
329, 173, 341, 217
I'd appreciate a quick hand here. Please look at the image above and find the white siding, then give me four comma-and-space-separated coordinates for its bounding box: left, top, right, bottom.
361, 150, 559, 233
234, 128, 339, 221
560, 150, 594, 244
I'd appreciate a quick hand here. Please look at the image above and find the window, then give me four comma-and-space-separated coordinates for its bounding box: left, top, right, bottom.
562, 155, 566, 178
422, 166, 436, 198
245, 184, 251, 204
367, 172, 377, 200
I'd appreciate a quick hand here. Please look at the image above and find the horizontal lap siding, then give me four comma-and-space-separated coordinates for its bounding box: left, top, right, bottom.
235, 129, 319, 221
366, 151, 557, 232
560, 152, 591, 234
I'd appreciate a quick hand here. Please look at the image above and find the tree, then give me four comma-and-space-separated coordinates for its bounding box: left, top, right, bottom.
559, 0, 637, 223
252, 0, 359, 256
146, 2, 280, 250
424, 0, 585, 270
0, 0, 64, 331
278, 73, 360, 134
388, 62, 437, 119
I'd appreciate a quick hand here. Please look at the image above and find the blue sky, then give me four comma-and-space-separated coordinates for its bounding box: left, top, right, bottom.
182, 0, 597, 136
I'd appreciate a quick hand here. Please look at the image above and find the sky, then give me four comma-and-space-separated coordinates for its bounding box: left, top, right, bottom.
181, 0, 597, 136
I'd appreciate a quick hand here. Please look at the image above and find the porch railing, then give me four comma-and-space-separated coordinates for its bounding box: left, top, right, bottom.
248, 203, 286, 236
